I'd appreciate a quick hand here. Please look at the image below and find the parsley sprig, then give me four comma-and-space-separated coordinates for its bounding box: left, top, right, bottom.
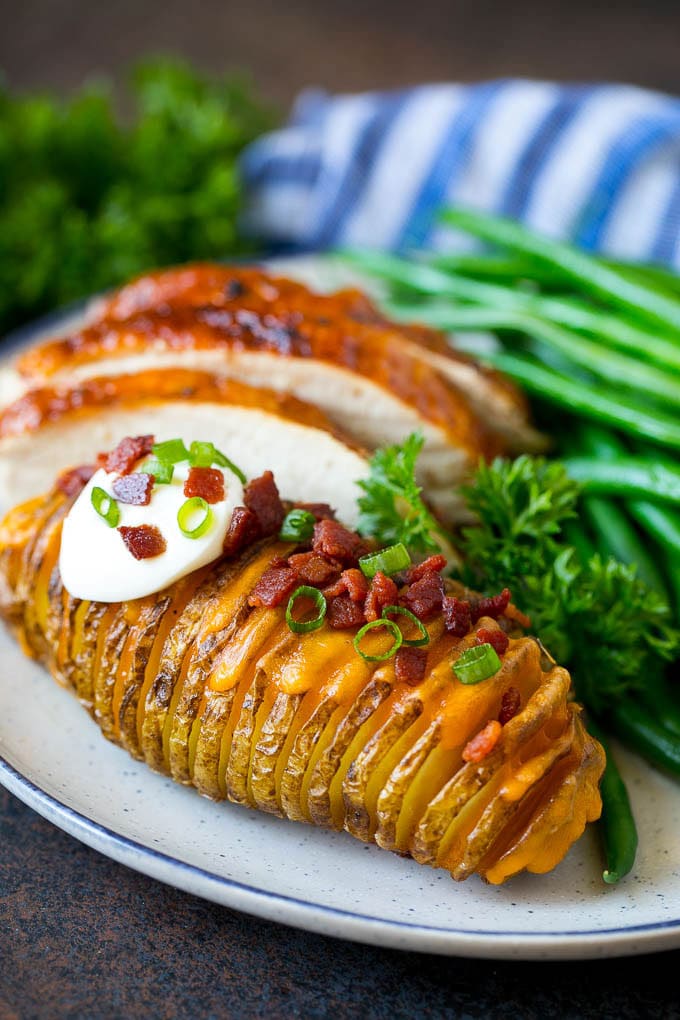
0, 59, 274, 335
458, 457, 679, 713
356, 433, 443, 553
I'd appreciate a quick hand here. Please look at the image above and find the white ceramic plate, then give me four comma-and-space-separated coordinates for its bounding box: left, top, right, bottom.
2, 271, 680, 960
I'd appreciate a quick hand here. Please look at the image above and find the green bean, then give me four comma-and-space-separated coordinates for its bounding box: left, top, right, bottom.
429, 252, 556, 286
604, 258, 680, 298
628, 492, 680, 539
637, 671, 680, 740
577, 427, 680, 609
587, 718, 638, 884
347, 248, 680, 373
430, 249, 680, 298
386, 300, 680, 408
563, 456, 680, 504
581, 497, 668, 594
537, 299, 680, 373
562, 520, 597, 564
627, 501, 680, 565
609, 696, 680, 776
489, 352, 680, 451
441, 207, 680, 335
344, 248, 529, 308
627, 503, 680, 612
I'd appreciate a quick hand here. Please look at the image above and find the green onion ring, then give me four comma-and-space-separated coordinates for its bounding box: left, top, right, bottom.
286, 585, 327, 634
452, 643, 501, 685
381, 605, 429, 646
188, 440, 246, 484
189, 440, 217, 468
353, 618, 403, 662
177, 496, 213, 539
279, 509, 316, 543
359, 542, 412, 579
91, 486, 120, 528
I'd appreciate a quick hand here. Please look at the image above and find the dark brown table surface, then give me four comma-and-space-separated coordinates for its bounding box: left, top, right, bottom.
2, 3, 680, 1016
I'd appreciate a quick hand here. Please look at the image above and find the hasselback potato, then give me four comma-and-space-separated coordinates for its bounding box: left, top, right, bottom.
0, 481, 604, 885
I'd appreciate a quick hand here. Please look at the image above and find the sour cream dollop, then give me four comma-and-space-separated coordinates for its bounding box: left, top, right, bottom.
59, 461, 244, 602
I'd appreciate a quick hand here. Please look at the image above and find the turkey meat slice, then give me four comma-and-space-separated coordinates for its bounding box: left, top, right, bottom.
9, 270, 508, 523
0, 369, 370, 521
87, 261, 541, 452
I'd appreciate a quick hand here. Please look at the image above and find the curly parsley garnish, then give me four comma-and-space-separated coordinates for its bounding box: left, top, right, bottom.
356, 433, 443, 553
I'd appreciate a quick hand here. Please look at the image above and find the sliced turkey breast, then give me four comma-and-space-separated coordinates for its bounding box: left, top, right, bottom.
0, 369, 369, 521
10, 273, 507, 523
86, 261, 540, 451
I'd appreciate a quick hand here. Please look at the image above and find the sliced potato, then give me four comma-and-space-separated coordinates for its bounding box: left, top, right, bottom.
0, 483, 605, 885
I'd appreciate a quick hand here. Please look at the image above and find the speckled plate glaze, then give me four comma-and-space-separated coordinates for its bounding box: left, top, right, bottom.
2, 268, 680, 960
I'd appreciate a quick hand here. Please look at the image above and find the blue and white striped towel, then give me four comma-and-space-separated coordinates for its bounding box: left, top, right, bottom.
241, 80, 680, 268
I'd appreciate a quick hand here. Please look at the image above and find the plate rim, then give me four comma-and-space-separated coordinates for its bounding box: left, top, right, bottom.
3, 283, 680, 962
3, 751, 680, 960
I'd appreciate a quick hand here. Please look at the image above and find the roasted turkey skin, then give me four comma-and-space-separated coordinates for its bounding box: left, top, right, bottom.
1, 265, 546, 525
0, 482, 604, 885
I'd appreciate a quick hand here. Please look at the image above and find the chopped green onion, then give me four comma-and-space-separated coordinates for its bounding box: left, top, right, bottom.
188, 440, 217, 468
91, 486, 120, 528
279, 509, 316, 543
153, 438, 190, 465
359, 542, 411, 579
353, 618, 403, 662
452, 643, 502, 685
141, 457, 174, 485
188, 440, 247, 484
286, 585, 327, 633
211, 448, 247, 484
381, 605, 429, 646
177, 496, 213, 539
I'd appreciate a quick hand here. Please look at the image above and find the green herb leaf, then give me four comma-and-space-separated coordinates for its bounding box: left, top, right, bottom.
356, 433, 443, 552
456, 456, 680, 713
0, 59, 275, 335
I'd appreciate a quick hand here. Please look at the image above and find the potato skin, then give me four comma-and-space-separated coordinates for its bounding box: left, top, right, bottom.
0, 487, 605, 885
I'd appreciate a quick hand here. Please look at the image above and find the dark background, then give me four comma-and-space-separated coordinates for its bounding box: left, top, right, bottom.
2, 2, 680, 1017
2, 0, 680, 105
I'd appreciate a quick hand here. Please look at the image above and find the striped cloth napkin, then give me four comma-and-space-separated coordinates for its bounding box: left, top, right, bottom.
241, 80, 680, 267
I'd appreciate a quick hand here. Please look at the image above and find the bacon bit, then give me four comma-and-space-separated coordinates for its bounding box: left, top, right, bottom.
364, 570, 399, 622
442, 595, 471, 637
248, 566, 299, 608
99, 435, 154, 475
56, 464, 96, 497
118, 524, 166, 560
470, 587, 512, 623
404, 571, 444, 622
406, 554, 447, 583
244, 471, 285, 535
184, 466, 225, 504
293, 501, 336, 522
327, 593, 366, 630
476, 627, 509, 657
112, 472, 154, 506
323, 568, 369, 603
287, 551, 341, 587
462, 720, 503, 764
498, 687, 521, 726
504, 602, 532, 630
223, 506, 260, 556
394, 646, 428, 686
312, 519, 367, 564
